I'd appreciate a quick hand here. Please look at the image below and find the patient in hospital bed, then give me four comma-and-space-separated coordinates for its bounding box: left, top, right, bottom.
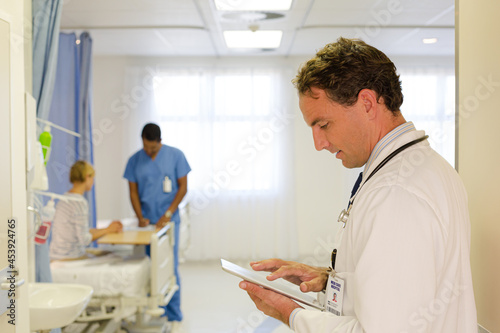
49, 160, 123, 261
48, 161, 171, 332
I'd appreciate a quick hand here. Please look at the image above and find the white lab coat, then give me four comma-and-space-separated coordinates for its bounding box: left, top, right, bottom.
292, 127, 477, 332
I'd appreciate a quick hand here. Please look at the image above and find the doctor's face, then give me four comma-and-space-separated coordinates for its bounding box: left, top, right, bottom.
299, 87, 372, 169
142, 138, 162, 158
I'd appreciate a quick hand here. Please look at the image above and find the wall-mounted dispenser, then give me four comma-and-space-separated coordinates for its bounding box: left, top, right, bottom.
39, 125, 52, 165
34, 199, 56, 245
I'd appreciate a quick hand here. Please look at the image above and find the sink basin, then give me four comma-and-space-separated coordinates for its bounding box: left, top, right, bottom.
29, 283, 93, 331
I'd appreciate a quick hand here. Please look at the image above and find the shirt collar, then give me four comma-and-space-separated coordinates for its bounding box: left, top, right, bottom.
363, 121, 417, 175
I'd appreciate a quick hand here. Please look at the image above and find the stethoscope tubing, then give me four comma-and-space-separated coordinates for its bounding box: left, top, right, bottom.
339, 135, 429, 228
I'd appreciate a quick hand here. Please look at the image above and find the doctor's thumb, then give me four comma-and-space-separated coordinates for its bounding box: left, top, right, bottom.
300, 282, 311, 292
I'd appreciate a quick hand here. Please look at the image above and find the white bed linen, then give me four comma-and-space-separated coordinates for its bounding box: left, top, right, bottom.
50, 254, 150, 297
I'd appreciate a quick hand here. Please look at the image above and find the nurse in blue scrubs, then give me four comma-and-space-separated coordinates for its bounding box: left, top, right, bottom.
123, 123, 191, 324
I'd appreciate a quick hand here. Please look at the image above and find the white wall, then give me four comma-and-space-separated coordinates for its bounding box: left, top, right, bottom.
92, 57, 130, 220
92, 54, 453, 261
457, 0, 500, 331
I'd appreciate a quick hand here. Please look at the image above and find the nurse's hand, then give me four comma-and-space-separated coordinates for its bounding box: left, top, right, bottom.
155, 215, 170, 230
250, 259, 329, 293
139, 217, 150, 227
239, 280, 302, 326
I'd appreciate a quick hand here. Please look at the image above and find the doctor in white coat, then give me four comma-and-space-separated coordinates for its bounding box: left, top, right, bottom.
239, 37, 477, 332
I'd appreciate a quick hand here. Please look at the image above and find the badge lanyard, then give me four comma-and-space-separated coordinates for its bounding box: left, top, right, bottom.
337, 135, 429, 229
329, 135, 429, 297
326, 135, 428, 314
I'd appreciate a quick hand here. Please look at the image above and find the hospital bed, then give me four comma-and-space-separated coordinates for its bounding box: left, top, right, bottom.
50, 223, 177, 333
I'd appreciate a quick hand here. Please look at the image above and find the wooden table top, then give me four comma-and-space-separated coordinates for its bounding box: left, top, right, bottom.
97, 230, 155, 245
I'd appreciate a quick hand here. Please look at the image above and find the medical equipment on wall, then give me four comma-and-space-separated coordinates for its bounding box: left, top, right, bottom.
39, 125, 52, 165
34, 199, 56, 245
32, 118, 81, 189
29, 141, 49, 191
29, 191, 86, 240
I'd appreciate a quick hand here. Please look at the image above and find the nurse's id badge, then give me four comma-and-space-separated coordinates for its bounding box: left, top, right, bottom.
324, 274, 345, 316
163, 176, 172, 193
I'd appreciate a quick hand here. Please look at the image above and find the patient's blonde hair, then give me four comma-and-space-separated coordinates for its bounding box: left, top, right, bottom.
70, 160, 95, 183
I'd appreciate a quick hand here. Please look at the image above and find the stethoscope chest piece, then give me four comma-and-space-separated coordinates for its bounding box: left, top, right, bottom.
338, 208, 350, 228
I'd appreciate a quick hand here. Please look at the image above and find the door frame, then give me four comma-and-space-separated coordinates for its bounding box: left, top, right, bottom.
0, 7, 30, 333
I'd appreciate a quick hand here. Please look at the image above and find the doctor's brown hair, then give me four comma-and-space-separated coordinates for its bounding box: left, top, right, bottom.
292, 37, 403, 113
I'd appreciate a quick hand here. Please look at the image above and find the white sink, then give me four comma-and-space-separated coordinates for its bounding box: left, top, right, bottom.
29, 283, 93, 331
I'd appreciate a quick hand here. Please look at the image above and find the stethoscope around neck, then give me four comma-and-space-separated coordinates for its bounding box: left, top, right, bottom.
337, 135, 429, 228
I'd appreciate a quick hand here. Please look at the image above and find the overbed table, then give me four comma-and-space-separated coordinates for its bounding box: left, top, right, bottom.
97, 230, 155, 245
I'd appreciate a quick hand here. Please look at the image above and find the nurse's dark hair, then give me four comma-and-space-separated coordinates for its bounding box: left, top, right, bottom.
292, 37, 403, 113
141, 123, 161, 142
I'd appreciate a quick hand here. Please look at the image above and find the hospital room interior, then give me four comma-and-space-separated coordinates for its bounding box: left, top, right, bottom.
0, 0, 499, 332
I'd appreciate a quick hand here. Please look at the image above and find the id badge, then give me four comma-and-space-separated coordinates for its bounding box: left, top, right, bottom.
324, 273, 345, 316
163, 176, 172, 193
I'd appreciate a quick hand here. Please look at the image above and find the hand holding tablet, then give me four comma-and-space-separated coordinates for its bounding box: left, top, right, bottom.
221, 258, 324, 310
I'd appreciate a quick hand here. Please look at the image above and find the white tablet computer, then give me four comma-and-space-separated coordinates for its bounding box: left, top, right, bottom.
221, 258, 323, 310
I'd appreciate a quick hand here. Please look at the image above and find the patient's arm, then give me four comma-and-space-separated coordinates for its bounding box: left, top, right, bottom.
90, 220, 123, 241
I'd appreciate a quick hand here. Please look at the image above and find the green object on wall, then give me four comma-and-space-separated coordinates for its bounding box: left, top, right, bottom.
39, 125, 52, 165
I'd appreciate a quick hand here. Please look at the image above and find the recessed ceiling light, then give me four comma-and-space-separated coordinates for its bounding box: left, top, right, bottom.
215, 0, 293, 11
422, 38, 438, 44
224, 30, 283, 49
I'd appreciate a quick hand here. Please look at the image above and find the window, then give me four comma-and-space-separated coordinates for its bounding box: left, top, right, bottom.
400, 68, 455, 166
151, 68, 297, 260
153, 68, 290, 193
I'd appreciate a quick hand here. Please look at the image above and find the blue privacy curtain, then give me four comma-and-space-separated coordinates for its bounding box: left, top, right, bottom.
32, 0, 63, 120
35, 32, 96, 287
77, 33, 97, 230
47, 32, 96, 225
32, 0, 62, 287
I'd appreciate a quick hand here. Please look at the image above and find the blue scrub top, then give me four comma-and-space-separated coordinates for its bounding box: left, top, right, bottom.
123, 144, 191, 224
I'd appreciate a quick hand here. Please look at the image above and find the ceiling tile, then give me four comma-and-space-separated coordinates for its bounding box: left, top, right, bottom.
289, 27, 454, 57
86, 28, 216, 56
